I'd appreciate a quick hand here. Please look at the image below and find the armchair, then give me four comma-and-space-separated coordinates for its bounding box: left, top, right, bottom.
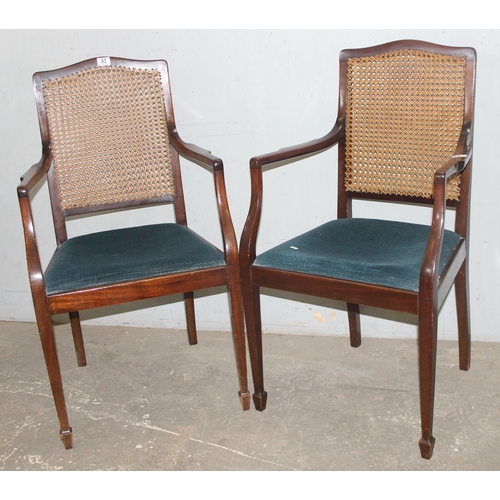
240, 40, 476, 459
18, 57, 250, 449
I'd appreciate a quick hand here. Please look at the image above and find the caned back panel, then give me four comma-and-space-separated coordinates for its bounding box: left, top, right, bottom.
42, 64, 175, 211
345, 49, 466, 201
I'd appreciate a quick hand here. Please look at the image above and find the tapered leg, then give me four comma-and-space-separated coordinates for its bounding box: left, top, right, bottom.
417, 298, 438, 459
227, 281, 251, 411
69, 311, 87, 367
36, 307, 73, 449
455, 260, 471, 371
347, 303, 361, 347
243, 283, 267, 411
183, 292, 198, 345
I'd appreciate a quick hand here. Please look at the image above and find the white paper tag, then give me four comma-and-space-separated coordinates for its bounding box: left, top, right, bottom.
97, 57, 111, 67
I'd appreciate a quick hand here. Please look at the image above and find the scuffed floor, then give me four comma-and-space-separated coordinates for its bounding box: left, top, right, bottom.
1, 320, 499, 471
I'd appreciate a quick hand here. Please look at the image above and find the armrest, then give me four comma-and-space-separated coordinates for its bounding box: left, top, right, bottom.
241, 121, 344, 266
250, 119, 345, 170
420, 121, 473, 292
434, 121, 473, 184
17, 151, 52, 294
168, 127, 239, 265
17, 147, 52, 198
168, 127, 223, 171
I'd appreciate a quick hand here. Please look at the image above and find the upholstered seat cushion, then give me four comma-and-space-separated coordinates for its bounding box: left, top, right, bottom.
254, 218, 461, 292
44, 223, 225, 295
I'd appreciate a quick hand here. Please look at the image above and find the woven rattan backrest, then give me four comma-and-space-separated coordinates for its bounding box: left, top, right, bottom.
344, 48, 467, 201
41, 64, 175, 212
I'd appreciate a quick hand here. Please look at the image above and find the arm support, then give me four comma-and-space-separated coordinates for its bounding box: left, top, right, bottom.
17, 149, 52, 299
241, 121, 345, 266
420, 121, 473, 296
169, 127, 223, 171
18, 147, 52, 198
168, 127, 239, 267
250, 119, 344, 169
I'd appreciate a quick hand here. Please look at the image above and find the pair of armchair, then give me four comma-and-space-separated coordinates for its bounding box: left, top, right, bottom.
18, 40, 476, 459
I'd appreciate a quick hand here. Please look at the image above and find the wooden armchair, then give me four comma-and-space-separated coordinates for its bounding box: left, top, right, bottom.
240, 40, 476, 459
18, 57, 250, 449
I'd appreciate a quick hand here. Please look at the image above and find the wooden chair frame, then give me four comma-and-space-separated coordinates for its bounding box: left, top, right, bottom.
18, 57, 250, 449
240, 40, 476, 459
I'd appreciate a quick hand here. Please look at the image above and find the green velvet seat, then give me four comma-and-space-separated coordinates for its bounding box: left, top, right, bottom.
254, 218, 461, 292
45, 223, 226, 295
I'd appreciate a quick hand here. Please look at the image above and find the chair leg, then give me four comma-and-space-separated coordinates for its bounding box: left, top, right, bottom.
183, 292, 198, 345
226, 281, 251, 411
243, 283, 267, 411
347, 302, 361, 347
36, 308, 73, 449
455, 260, 471, 371
417, 299, 438, 459
69, 311, 87, 367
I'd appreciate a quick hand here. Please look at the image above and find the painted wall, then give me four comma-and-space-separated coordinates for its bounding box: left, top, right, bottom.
1, 29, 498, 341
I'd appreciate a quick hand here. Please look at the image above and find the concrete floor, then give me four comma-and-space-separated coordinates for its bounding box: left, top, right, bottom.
1, 320, 500, 472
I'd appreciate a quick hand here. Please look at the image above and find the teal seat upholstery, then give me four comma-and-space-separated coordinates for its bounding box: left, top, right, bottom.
255, 218, 461, 292
45, 223, 226, 295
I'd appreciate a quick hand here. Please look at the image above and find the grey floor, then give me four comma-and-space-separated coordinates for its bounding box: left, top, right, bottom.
1, 320, 500, 472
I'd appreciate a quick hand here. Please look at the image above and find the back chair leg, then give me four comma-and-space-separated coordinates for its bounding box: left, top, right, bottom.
417, 301, 438, 459
36, 307, 73, 449
69, 311, 87, 367
184, 292, 198, 345
455, 260, 471, 371
347, 302, 362, 348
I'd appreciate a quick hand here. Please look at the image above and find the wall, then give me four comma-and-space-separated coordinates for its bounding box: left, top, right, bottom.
1, 29, 499, 341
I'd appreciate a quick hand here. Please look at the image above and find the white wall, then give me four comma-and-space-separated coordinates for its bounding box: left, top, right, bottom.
1, 29, 499, 341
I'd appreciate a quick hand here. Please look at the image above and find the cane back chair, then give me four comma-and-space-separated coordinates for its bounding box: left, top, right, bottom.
240, 40, 476, 459
18, 56, 250, 449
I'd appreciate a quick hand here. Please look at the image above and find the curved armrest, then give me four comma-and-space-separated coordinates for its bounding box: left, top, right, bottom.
241, 121, 344, 266
17, 147, 52, 199
17, 150, 52, 295
434, 121, 473, 185
250, 119, 345, 170
168, 127, 223, 171
168, 127, 239, 266
420, 121, 473, 293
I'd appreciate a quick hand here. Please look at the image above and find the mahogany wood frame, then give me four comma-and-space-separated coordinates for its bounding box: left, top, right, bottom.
239, 40, 476, 459
18, 57, 250, 449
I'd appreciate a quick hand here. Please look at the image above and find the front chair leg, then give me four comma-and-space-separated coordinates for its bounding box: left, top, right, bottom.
37, 309, 73, 449
243, 284, 267, 412
227, 282, 251, 411
417, 300, 438, 459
